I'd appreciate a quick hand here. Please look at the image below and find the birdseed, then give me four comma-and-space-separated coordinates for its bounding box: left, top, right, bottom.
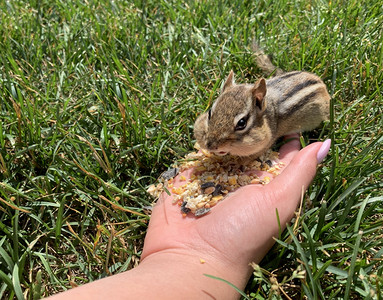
147, 147, 283, 217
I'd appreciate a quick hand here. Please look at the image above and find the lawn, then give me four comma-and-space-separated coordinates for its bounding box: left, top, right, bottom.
0, 0, 382, 298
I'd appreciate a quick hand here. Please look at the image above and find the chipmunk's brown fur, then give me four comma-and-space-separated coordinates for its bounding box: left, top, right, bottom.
194, 45, 330, 157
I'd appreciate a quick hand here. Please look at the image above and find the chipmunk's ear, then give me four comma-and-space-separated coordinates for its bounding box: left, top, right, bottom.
222, 70, 235, 92
252, 78, 267, 112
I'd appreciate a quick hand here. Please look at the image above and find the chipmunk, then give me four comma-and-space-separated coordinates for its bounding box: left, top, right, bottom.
194, 45, 330, 157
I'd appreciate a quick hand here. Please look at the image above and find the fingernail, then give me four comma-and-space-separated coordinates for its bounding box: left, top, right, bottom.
317, 139, 331, 163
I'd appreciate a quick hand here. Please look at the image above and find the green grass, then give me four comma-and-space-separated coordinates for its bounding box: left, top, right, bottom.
0, 0, 382, 298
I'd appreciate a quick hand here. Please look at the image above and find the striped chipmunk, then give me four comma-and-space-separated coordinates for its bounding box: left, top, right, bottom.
194, 44, 330, 157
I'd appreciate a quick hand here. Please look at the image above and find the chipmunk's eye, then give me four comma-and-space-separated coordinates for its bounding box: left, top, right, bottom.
235, 117, 248, 131
208, 109, 212, 120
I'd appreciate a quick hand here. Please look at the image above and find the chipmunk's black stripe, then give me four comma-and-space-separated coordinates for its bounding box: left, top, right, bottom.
281, 79, 320, 103
279, 71, 302, 80
282, 91, 318, 118
267, 71, 302, 87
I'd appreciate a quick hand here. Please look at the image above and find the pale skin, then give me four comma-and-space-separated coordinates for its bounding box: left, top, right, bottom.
48, 135, 330, 300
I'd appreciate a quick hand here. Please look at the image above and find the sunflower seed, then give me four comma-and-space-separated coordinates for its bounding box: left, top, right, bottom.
180, 201, 191, 214
160, 168, 179, 181
194, 207, 211, 217
212, 184, 223, 196
201, 182, 215, 189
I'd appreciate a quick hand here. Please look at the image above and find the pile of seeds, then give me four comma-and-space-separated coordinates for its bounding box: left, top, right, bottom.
147, 148, 283, 217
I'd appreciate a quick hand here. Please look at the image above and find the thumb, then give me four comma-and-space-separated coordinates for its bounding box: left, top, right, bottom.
265, 139, 331, 223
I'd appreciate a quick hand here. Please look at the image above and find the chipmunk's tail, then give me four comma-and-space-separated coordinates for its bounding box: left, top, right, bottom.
252, 42, 284, 77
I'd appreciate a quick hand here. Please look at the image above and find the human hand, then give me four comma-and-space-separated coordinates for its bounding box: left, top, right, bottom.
47, 136, 331, 300
142, 136, 331, 281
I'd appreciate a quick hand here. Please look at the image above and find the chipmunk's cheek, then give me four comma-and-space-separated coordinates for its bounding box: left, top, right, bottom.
226, 143, 262, 156
242, 135, 255, 145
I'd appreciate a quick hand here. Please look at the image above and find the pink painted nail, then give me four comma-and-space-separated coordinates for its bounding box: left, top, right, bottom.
317, 139, 331, 163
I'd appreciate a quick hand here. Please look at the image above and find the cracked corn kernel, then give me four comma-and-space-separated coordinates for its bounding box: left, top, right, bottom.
172, 187, 184, 195
209, 195, 223, 207
211, 195, 223, 202
228, 176, 237, 185
201, 149, 211, 157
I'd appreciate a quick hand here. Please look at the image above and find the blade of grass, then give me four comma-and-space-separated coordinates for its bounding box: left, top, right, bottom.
286, 224, 316, 299
11, 264, 24, 300
344, 230, 363, 300
0, 269, 13, 290
204, 274, 250, 300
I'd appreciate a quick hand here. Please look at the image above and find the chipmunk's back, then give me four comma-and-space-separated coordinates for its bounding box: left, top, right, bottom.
265, 71, 330, 137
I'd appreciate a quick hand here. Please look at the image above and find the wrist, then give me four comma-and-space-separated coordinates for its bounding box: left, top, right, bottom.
139, 249, 250, 299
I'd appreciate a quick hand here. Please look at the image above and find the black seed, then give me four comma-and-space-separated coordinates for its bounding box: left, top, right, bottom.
181, 201, 191, 214
201, 182, 215, 190
161, 168, 179, 181
194, 207, 211, 217
212, 184, 223, 196
265, 160, 273, 167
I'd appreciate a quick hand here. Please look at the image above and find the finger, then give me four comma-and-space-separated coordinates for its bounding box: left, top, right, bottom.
249, 135, 300, 180
278, 134, 301, 163
265, 140, 331, 222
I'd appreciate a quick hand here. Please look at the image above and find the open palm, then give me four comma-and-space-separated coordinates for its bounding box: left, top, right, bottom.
142, 136, 325, 273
